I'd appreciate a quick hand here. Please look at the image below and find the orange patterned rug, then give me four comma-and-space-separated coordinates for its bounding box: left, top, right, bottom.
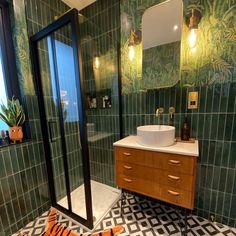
18, 208, 124, 236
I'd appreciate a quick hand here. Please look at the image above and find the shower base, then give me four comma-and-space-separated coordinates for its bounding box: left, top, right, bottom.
58, 180, 121, 228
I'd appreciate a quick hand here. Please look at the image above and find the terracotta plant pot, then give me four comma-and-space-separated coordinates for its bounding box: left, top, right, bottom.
9, 126, 23, 143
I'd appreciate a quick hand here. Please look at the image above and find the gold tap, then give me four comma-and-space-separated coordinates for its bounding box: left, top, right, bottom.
156, 107, 164, 117
169, 107, 175, 119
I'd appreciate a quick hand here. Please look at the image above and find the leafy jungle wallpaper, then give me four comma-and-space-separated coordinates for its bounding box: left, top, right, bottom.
120, 0, 236, 93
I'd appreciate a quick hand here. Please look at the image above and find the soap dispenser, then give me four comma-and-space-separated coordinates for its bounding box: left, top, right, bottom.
181, 117, 190, 141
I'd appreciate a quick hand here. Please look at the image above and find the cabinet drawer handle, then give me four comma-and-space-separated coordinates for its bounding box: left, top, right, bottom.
167, 190, 180, 196
168, 160, 181, 165
123, 152, 131, 156
168, 175, 180, 181
123, 178, 132, 183
124, 165, 132, 170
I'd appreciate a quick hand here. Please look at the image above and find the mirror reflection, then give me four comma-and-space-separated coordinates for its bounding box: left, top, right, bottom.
141, 0, 183, 89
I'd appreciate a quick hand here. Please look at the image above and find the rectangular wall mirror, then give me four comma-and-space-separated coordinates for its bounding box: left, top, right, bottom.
141, 0, 183, 89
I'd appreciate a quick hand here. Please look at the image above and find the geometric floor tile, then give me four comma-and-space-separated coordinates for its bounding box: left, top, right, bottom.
13, 193, 236, 236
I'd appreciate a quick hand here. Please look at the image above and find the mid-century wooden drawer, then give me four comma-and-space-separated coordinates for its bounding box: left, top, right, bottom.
160, 186, 193, 209
116, 173, 160, 198
116, 161, 155, 180
154, 169, 194, 192
157, 153, 196, 175
115, 147, 154, 167
115, 147, 196, 175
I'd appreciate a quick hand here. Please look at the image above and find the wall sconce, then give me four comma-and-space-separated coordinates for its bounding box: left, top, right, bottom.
128, 30, 141, 61
187, 9, 202, 49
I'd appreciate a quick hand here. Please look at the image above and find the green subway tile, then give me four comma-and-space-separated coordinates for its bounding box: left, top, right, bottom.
205, 166, 213, 188
2, 149, 13, 176
200, 165, 207, 188
220, 83, 229, 112
219, 168, 227, 192
201, 141, 209, 164
206, 86, 214, 113
227, 83, 236, 112
216, 192, 224, 215
225, 169, 235, 193
221, 142, 230, 167
232, 115, 236, 141
0, 205, 10, 227
210, 190, 217, 212
203, 189, 211, 212
204, 114, 214, 139
0, 153, 6, 178
224, 114, 233, 141
210, 114, 218, 140
197, 114, 204, 139
214, 141, 223, 166
199, 86, 207, 113
223, 193, 231, 218
6, 201, 16, 223
212, 84, 221, 112
8, 176, 17, 199
212, 166, 220, 190
217, 114, 226, 140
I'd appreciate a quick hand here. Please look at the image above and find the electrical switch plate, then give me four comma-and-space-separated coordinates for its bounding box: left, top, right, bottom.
188, 91, 198, 109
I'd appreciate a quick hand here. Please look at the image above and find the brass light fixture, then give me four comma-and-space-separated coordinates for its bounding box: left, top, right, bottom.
187, 9, 202, 49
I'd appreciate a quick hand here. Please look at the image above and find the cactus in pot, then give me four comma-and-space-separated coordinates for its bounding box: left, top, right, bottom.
0, 97, 25, 143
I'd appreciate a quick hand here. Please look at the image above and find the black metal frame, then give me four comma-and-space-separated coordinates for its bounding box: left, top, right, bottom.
117, 2, 123, 139
0, 0, 21, 99
30, 9, 93, 229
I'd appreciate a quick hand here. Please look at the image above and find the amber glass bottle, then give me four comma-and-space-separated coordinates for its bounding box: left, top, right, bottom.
181, 117, 190, 141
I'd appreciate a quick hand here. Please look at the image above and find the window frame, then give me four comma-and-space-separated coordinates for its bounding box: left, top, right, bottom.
0, 0, 21, 99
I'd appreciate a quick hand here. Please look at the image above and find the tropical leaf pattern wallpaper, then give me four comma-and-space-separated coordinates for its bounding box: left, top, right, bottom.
12, 0, 34, 95
142, 41, 181, 89
120, 0, 236, 93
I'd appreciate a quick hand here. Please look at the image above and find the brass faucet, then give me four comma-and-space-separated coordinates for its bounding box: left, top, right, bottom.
169, 107, 175, 126
169, 107, 175, 119
156, 107, 164, 117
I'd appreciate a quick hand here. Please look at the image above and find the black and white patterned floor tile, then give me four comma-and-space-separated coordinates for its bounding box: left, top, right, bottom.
13, 193, 236, 236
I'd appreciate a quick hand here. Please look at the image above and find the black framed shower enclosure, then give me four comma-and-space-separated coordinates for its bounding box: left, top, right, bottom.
30, 9, 93, 229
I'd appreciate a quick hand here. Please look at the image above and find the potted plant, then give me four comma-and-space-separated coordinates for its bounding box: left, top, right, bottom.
0, 97, 25, 143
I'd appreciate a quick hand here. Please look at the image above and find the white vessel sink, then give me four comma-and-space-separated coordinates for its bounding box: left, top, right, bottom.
137, 125, 175, 147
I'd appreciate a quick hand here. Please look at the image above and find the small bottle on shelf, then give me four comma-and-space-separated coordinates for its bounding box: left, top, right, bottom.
181, 117, 190, 141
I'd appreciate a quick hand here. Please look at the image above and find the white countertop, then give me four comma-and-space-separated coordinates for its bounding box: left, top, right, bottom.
113, 135, 199, 157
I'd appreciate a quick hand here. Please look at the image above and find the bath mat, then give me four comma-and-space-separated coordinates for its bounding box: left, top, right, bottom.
18, 208, 124, 236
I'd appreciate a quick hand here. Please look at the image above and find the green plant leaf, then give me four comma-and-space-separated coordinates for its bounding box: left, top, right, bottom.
0, 97, 25, 127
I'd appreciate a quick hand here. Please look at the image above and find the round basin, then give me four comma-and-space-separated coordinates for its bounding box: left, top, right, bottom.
137, 125, 175, 147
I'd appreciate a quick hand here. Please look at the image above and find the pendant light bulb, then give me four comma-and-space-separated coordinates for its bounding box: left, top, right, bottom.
129, 45, 135, 61
188, 28, 197, 49
94, 56, 100, 69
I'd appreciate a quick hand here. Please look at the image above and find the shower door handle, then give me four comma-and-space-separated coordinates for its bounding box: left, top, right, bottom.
48, 120, 57, 143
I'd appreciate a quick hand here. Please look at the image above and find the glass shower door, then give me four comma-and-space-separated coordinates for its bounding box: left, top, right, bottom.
30, 9, 93, 229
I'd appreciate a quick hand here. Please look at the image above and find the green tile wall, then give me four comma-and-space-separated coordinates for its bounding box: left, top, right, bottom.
79, 0, 120, 187
0, 0, 55, 234
2, 0, 234, 234
120, 0, 236, 228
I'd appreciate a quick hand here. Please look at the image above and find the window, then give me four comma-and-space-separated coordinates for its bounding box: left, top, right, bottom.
0, 1, 21, 132
0, 45, 8, 130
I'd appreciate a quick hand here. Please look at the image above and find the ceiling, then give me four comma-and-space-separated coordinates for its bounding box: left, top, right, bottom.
61, 0, 96, 10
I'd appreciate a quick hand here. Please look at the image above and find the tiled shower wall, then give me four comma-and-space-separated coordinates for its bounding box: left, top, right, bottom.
0, 0, 54, 234
0, 0, 77, 234
79, 0, 120, 187
120, 0, 236, 228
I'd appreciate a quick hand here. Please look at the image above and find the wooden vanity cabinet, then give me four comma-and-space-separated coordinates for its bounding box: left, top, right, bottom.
115, 146, 197, 209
